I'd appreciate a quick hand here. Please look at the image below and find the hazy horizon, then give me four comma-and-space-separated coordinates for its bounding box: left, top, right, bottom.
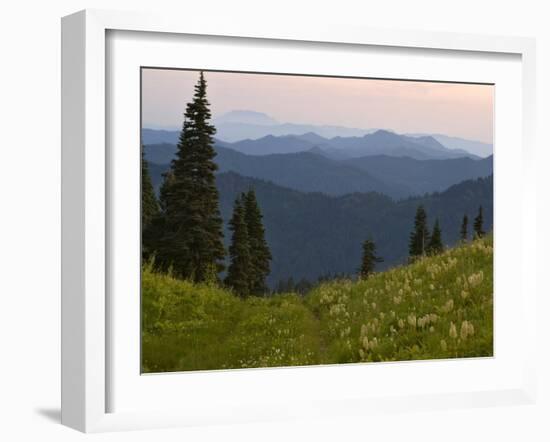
142, 69, 494, 144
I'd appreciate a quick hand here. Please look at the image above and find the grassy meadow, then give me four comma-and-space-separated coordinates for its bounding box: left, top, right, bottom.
142, 236, 493, 373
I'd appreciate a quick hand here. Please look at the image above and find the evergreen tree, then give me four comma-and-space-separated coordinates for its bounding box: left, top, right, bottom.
427, 219, 444, 255
141, 147, 162, 261
359, 238, 383, 279
285, 277, 296, 293
141, 147, 159, 229
473, 205, 485, 239
158, 71, 225, 281
408, 205, 430, 259
243, 189, 272, 295
295, 278, 314, 295
144, 170, 174, 264
274, 279, 286, 294
460, 214, 468, 242
225, 196, 252, 297
158, 170, 175, 213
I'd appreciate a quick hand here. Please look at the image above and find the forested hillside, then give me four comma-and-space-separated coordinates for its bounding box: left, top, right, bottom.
216, 172, 493, 286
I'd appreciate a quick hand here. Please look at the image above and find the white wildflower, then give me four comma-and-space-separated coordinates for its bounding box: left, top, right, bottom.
460, 320, 475, 340
449, 322, 458, 339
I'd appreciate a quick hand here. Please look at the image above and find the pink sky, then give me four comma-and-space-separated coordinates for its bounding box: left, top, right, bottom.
142, 69, 494, 143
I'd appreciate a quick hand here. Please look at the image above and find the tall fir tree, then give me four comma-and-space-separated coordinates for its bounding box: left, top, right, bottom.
141, 147, 160, 260
144, 170, 174, 263
141, 147, 159, 228
460, 214, 469, 242
225, 196, 252, 297
243, 189, 272, 295
359, 238, 383, 279
158, 71, 225, 281
427, 219, 444, 255
158, 170, 175, 213
275, 277, 296, 294
473, 205, 485, 239
408, 205, 431, 259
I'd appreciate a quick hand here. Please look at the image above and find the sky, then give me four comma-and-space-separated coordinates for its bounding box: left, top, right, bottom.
142, 69, 494, 143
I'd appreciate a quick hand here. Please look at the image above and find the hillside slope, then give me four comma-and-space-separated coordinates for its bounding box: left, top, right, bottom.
216, 172, 493, 286
343, 154, 493, 195
142, 236, 493, 373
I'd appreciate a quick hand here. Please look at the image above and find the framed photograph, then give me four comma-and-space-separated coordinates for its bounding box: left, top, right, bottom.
61, 9, 537, 432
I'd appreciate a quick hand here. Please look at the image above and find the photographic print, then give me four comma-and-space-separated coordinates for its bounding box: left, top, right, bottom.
140, 69, 493, 373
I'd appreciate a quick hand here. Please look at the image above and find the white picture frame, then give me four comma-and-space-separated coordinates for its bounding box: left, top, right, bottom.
61, 9, 538, 433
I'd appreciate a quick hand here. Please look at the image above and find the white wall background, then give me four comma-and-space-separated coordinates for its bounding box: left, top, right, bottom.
0, 1, 548, 440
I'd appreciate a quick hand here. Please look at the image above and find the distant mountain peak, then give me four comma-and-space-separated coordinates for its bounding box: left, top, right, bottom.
371, 129, 399, 138
298, 132, 329, 143
307, 145, 326, 155
406, 133, 493, 158
213, 110, 278, 126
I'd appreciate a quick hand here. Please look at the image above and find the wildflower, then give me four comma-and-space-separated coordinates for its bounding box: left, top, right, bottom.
429, 326, 435, 333
407, 314, 417, 328
467, 271, 484, 287
398, 319, 405, 329
442, 299, 454, 313
460, 290, 469, 299
440, 340, 447, 351
340, 327, 351, 338
460, 321, 475, 339
449, 322, 458, 339
369, 337, 378, 350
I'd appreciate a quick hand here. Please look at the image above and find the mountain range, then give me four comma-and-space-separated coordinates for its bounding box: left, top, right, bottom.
211, 110, 375, 141
143, 110, 493, 158
144, 139, 492, 198
142, 127, 483, 161
146, 143, 408, 198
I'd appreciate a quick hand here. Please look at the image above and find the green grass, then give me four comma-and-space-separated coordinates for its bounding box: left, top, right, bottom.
142, 236, 493, 373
